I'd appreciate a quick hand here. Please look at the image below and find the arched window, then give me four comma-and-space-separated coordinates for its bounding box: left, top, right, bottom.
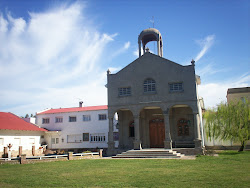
177, 118, 190, 136
144, 78, 156, 93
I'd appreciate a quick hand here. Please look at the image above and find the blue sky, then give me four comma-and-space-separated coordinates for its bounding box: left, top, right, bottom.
0, 0, 249, 116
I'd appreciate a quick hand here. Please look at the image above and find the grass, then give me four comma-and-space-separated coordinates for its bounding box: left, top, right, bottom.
0, 151, 249, 187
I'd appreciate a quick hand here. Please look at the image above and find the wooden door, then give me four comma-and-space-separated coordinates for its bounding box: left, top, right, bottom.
149, 119, 165, 148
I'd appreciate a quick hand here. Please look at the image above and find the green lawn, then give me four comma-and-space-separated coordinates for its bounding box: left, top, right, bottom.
0, 151, 249, 187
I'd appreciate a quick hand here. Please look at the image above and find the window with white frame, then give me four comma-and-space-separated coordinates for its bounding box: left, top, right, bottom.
42, 118, 50, 124
0, 138, 4, 145
83, 115, 91, 121
69, 116, 77, 122
55, 117, 63, 123
67, 134, 82, 143
51, 137, 59, 144
169, 82, 183, 92
90, 134, 106, 142
98, 114, 107, 120
144, 79, 156, 93
118, 87, 131, 96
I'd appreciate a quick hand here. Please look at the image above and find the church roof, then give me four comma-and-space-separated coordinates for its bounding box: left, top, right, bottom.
0, 112, 47, 131
113, 52, 189, 75
37, 105, 108, 115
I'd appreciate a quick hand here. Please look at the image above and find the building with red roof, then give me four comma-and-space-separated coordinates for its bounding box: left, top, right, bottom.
0, 112, 47, 157
36, 103, 117, 152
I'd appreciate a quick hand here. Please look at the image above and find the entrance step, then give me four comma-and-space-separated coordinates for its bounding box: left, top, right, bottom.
112, 149, 185, 159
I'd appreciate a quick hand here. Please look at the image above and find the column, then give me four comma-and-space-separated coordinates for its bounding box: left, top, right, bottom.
163, 113, 172, 149
138, 41, 141, 57
157, 40, 160, 56
133, 115, 142, 150
108, 117, 115, 150
194, 113, 202, 148
118, 113, 123, 148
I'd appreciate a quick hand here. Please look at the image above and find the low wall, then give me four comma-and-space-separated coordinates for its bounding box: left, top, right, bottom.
0, 150, 103, 165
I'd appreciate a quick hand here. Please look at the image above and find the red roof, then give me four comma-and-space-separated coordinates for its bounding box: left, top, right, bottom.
0, 112, 47, 131
37, 105, 108, 115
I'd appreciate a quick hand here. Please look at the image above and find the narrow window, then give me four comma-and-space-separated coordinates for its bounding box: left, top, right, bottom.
51, 138, 59, 144
55, 117, 63, 123
69, 116, 77, 122
83, 115, 91, 121
177, 119, 190, 136
83, 133, 89, 141
169, 83, 183, 92
118, 87, 131, 96
144, 79, 156, 93
42, 118, 50, 124
98, 114, 107, 120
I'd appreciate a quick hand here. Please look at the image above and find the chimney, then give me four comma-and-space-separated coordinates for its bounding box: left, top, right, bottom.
79, 101, 83, 108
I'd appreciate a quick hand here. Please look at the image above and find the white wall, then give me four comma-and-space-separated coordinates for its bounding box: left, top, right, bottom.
0, 130, 44, 151
36, 109, 109, 149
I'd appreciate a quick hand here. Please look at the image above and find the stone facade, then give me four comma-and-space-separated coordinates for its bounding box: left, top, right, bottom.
107, 28, 204, 155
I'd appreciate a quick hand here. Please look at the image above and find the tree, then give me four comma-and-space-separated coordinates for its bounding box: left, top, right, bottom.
25, 114, 29, 118
204, 99, 250, 152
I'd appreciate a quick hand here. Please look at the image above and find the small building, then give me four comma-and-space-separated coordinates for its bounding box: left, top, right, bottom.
227, 87, 250, 103
107, 28, 204, 155
205, 86, 250, 149
0, 112, 47, 157
36, 104, 114, 152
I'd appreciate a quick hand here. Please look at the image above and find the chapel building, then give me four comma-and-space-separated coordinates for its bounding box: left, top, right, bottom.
107, 28, 204, 154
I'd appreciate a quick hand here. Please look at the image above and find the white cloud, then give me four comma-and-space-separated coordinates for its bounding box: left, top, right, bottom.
0, 2, 117, 116
195, 35, 215, 62
198, 73, 250, 108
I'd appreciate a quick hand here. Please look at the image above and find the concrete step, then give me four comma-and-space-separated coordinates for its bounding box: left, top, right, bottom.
112, 149, 184, 159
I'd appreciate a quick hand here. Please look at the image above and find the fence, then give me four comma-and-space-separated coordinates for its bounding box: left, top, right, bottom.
0, 150, 102, 164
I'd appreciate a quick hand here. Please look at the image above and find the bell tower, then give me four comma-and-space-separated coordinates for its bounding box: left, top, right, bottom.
138, 28, 163, 57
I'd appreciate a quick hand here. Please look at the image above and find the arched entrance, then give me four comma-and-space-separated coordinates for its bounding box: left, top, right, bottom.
149, 118, 165, 148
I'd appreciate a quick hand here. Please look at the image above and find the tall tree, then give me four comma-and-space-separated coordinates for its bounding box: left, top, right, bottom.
25, 114, 29, 118
204, 99, 250, 151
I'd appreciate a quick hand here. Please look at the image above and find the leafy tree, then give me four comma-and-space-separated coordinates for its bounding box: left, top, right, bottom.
204, 99, 250, 152
30, 114, 33, 117
25, 114, 29, 118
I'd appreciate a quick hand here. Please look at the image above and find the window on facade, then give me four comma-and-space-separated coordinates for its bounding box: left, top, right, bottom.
98, 114, 107, 120
67, 134, 82, 143
0, 138, 3, 145
42, 118, 50, 124
169, 83, 183, 92
129, 121, 135, 137
69, 116, 77, 122
144, 79, 156, 93
51, 138, 59, 144
177, 119, 190, 136
90, 134, 106, 142
83, 115, 91, 122
55, 117, 63, 123
118, 87, 131, 97
83, 133, 89, 141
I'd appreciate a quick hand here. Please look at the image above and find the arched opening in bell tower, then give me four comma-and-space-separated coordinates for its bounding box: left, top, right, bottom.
138, 28, 163, 57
